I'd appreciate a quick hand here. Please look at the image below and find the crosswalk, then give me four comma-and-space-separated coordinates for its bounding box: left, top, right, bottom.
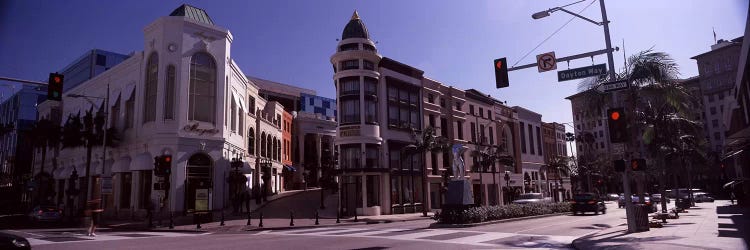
262, 227, 577, 249
18, 230, 209, 246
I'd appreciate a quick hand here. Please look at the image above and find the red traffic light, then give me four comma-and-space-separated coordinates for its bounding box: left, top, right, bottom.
164, 156, 171, 163
610, 111, 620, 121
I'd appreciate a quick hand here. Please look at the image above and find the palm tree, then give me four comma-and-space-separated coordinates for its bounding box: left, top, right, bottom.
31, 118, 62, 205
409, 126, 451, 216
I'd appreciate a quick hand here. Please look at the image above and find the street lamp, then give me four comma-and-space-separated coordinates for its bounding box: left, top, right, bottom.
503, 171, 511, 204
66, 84, 109, 215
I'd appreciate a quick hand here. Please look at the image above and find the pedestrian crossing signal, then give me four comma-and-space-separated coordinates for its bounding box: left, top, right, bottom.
494, 58, 509, 88
631, 159, 646, 171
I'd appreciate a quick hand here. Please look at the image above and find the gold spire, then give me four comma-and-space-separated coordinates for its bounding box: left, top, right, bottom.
351, 10, 360, 20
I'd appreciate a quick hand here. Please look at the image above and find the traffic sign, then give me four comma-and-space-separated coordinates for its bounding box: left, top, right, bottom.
557, 64, 607, 82
536, 52, 557, 72
596, 79, 629, 93
101, 177, 113, 194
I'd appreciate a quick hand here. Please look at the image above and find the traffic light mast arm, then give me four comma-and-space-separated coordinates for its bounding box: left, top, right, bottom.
0, 76, 48, 86
507, 48, 616, 72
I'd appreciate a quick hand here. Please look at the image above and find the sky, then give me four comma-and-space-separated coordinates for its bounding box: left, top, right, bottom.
1, 0, 748, 130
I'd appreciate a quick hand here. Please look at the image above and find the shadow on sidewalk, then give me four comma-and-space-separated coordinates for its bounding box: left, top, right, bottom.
716, 204, 750, 247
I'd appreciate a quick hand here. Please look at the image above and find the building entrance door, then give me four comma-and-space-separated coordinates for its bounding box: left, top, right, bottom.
186, 154, 212, 212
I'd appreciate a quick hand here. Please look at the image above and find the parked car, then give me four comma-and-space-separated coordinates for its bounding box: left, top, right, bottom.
28, 205, 63, 222
651, 193, 670, 204
0, 232, 30, 250
606, 193, 620, 201
571, 193, 606, 215
618, 194, 657, 212
694, 192, 715, 203
512, 193, 550, 204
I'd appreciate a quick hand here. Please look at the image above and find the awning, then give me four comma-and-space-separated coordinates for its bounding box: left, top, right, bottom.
284, 165, 296, 172
130, 152, 154, 171
122, 84, 136, 100
109, 90, 121, 106
111, 156, 131, 173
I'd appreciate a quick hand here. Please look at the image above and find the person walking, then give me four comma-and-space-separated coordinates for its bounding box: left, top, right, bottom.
86, 199, 103, 237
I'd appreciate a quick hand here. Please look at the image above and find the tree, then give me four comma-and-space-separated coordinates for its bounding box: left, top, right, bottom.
30, 118, 61, 205
409, 126, 451, 216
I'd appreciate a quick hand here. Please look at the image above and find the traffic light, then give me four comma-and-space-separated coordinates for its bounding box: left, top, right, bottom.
154, 155, 172, 176
494, 58, 509, 88
614, 159, 625, 172
631, 158, 646, 171
47, 73, 64, 101
607, 108, 628, 143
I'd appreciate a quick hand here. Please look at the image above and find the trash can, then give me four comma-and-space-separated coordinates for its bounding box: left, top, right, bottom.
634, 204, 650, 232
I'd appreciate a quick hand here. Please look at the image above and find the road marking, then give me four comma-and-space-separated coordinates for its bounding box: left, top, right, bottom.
256, 230, 272, 235
512, 215, 609, 234
7, 229, 46, 238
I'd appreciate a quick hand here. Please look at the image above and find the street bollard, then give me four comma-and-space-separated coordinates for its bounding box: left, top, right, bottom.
220, 211, 225, 226
259, 212, 264, 227
290, 211, 295, 226
196, 214, 202, 230
169, 212, 174, 229
354, 212, 358, 222
247, 212, 252, 226
315, 211, 319, 225
336, 211, 340, 224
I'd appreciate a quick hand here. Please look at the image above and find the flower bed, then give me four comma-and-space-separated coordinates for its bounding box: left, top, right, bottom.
434, 203, 572, 224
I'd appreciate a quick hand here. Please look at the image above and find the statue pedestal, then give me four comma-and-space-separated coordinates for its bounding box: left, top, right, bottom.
445, 180, 474, 206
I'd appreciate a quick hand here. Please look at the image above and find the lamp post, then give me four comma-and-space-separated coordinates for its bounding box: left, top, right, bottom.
67, 84, 109, 215
503, 171, 510, 204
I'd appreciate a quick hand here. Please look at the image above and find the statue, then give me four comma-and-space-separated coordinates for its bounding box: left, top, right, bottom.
451, 144, 466, 180
444, 144, 473, 206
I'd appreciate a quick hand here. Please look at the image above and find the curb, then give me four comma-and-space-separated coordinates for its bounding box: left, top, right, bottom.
429, 212, 569, 228
245, 216, 434, 231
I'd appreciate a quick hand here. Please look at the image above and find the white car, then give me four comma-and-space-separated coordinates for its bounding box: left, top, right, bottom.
512, 193, 552, 204
693, 192, 715, 203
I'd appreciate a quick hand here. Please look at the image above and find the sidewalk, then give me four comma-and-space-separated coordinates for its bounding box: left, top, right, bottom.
102, 189, 434, 233
572, 200, 749, 250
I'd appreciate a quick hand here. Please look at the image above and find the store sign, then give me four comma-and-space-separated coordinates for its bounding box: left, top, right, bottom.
101, 177, 113, 194
195, 189, 209, 212
340, 126, 361, 137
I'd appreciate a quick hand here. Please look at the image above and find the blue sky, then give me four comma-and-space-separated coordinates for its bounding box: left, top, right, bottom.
1, 0, 747, 129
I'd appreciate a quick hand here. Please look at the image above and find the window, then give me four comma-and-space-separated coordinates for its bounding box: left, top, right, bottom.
489, 128, 494, 145
520, 122, 526, 153
363, 60, 375, 70
598, 130, 603, 137
427, 93, 434, 103
440, 98, 446, 108
189, 52, 217, 124
341, 60, 359, 70
536, 127, 542, 155
597, 120, 602, 126
470, 122, 477, 142
488, 112, 492, 120
455, 102, 462, 111
710, 107, 717, 115
469, 105, 475, 115
528, 124, 535, 155
364, 77, 377, 96
248, 96, 255, 115
248, 127, 255, 155
323, 100, 330, 109
230, 98, 237, 131
366, 175, 380, 207
341, 99, 360, 124
600, 142, 604, 149
340, 77, 360, 95
164, 65, 175, 120
440, 117, 448, 137
96, 54, 106, 66
143, 53, 158, 123
457, 121, 464, 140
339, 43, 358, 51
480, 124, 486, 144
712, 119, 719, 127
479, 107, 484, 118
365, 99, 377, 123
363, 43, 375, 51
708, 95, 714, 103
238, 108, 244, 136
119, 173, 132, 208
341, 144, 361, 169
125, 89, 135, 129
719, 92, 725, 100
309, 97, 314, 106
365, 144, 379, 168
138, 171, 152, 209
386, 79, 420, 128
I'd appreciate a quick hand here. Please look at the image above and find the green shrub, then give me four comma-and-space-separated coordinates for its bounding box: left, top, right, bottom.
435, 202, 571, 224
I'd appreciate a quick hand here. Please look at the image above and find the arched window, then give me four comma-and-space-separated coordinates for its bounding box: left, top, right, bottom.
260, 132, 266, 157
273, 138, 278, 161
164, 65, 175, 120
143, 53, 158, 123
276, 139, 281, 161
266, 134, 272, 160
189, 52, 217, 124
248, 127, 255, 155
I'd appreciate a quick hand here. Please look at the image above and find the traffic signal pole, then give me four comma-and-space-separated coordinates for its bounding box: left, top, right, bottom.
0, 76, 48, 86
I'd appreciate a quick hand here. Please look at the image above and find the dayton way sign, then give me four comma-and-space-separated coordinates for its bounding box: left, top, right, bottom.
557, 64, 607, 82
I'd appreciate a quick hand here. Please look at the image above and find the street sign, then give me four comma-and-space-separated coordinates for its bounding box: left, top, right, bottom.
536, 52, 557, 72
596, 79, 629, 93
101, 177, 113, 194
611, 143, 625, 155
557, 64, 607, 82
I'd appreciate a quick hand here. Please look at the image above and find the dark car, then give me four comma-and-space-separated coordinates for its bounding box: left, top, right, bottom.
651, 194, 670, 204
618, 195, 657, 212
571, 193, 606, 215
0, 232, 30, 250
28, 205, 63, 222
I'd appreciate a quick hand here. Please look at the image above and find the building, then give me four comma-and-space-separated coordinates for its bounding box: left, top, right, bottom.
33, 4, 287, 218
691, 36, 744, 173
60, 49, 130, 93
0, 84, 46, 209
542, 122, 571, 201
724, 6, 750, 206
512, 106, 546, 194
300, 93, 337, 120
250, 76, 314, 113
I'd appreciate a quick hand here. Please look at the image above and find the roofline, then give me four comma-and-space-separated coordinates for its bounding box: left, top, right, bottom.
690, 38, 744, 59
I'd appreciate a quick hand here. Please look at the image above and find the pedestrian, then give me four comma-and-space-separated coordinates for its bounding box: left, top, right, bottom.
730, 191, 735, 205
243, 188, 251, 213
86, 199, 103, 237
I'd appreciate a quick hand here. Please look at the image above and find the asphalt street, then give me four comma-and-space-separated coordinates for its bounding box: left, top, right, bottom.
11, 202, 635, 250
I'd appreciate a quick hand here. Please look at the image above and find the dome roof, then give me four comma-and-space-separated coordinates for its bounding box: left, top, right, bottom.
342, 11, 370, 40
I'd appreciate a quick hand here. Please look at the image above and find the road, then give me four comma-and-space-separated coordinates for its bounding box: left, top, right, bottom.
9, 202, 635, 249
